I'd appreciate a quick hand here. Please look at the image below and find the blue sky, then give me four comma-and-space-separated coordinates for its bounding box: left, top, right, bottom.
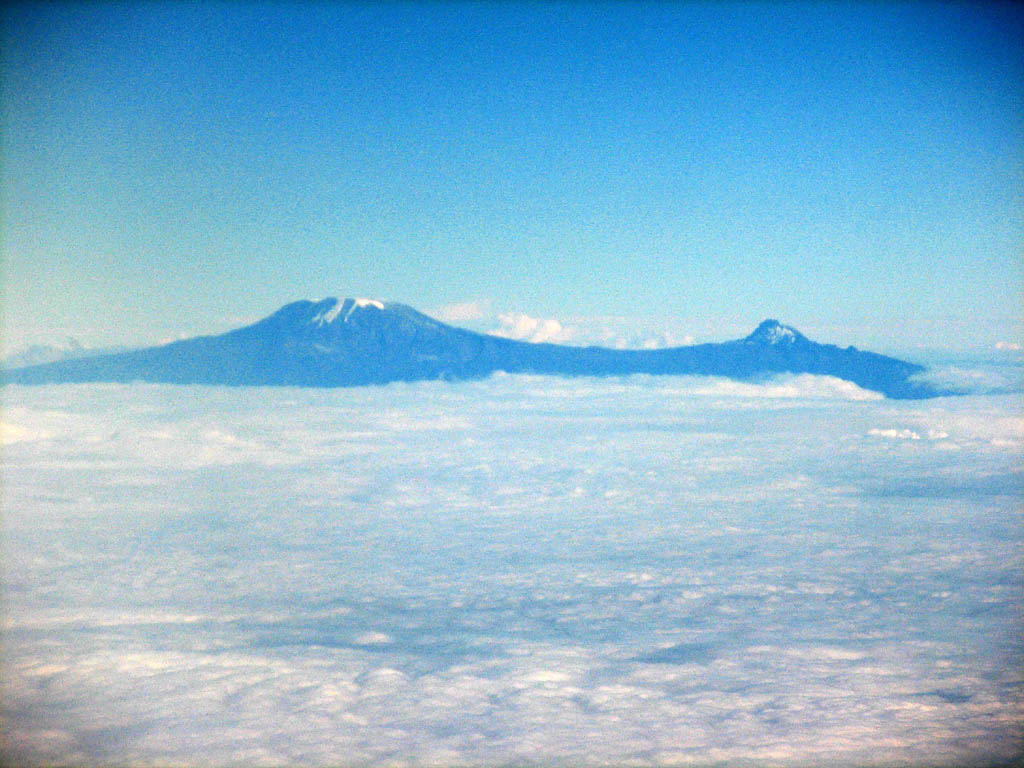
2, 1, 1022, 353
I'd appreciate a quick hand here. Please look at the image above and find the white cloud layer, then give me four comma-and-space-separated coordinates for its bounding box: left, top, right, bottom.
2, 370, 1022, 766
911, 364, 1023, 395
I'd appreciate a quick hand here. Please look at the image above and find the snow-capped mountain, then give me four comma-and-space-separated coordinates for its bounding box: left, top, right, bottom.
3, 298, 941, 398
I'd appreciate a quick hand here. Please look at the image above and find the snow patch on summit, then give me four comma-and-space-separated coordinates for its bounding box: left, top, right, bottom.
346, 298, 385, 321
314, 300, 346, 325
312, 298, 386, 326
766, 325, 796, 344
746, 319, 803, 346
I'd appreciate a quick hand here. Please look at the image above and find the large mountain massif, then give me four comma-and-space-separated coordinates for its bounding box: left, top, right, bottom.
4, 298, 941, 398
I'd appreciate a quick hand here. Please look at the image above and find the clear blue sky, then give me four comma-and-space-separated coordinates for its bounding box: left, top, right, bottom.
2, 1, 1022, 353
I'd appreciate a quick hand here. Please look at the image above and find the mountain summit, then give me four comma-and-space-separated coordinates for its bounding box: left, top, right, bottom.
745, 319, 806, 347
4, 298, 942, 398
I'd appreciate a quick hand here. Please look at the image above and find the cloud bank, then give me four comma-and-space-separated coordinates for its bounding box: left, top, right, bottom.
2, 375, 1022, 766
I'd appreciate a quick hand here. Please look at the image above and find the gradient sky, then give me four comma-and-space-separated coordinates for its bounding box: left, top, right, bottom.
2, 1, 1022, 354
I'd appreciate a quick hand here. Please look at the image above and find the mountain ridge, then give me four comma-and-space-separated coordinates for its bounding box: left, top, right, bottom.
3, 298, 943, 398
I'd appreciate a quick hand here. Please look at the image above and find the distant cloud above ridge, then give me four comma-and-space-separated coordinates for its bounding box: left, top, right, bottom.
434, 299, 702, 350
489, 313, 579, 345
436, 300, 492, 324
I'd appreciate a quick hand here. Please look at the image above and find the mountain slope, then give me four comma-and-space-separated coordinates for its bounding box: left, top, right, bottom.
3, 298, 940, 398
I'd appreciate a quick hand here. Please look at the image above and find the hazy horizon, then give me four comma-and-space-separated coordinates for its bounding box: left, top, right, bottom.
4, 293, 1024, 365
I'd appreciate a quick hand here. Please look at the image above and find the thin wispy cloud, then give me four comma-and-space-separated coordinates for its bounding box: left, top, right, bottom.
435, 299, 492, 324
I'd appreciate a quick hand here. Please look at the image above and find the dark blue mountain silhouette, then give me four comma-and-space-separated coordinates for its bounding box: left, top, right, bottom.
3, 298, 941, 398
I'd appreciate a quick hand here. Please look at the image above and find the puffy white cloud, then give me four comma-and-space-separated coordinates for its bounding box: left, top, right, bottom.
691, 374, 883, 401
489, 312, 579, 344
